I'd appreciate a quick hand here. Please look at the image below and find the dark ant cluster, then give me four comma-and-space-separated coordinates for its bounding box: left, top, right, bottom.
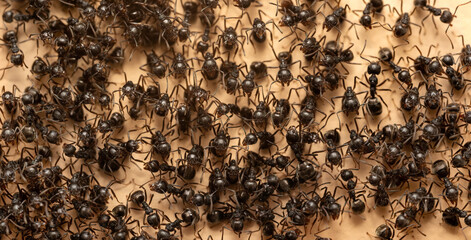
1, 0, 471, 239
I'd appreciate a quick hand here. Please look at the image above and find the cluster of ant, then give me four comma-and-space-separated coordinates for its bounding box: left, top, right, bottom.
3, 0, 471, 239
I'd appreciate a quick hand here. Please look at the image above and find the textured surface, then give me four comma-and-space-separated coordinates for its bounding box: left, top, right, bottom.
1, 0, 471, 239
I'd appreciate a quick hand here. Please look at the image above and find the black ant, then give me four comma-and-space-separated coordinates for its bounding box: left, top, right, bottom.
331, 81, 367, 118
441, 205, 471, 230
176, 1, 199, 43
199, 8, 218, 29
215, 17, 246, 56
2, 9, 35, 34
421, 83, 443, 111
300, 67, 327, 99
399, 84, 420, 112
1, 85, 20, 114
336, 169, 367, 215
197, 47, 222, 81
234, 0, 259, 10
353, 0, 387, 29
242, 10, 281, 46
407, 45, 444, 82
220, 55, 243, 95
207, 120, 240, 159
175, 75, 210, 111
269, 45, 303, 87
0, 29, 28, 78
320, 40, 356, 75
271, 0, 304, 40
271, 95, 291, 129
240, 63, 265, 97
140, 50, 168, 79
195, 27, 212, 54
290, 31, 325, 61
391, 0, 421, 38
378, 46, 412, 85
372, 223, 395, 240
413, 0, 471, 48
31, 56, 68, 81
249, 88, 273, 128
440, 53, 468, 92
170, 46, 194, 79
321, 3, 352, 33
292, 93, 328, 127
314, 128, 343, 168
129, 188, 164, 229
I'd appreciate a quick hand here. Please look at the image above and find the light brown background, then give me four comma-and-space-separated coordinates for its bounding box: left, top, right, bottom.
2, 0, 471, 239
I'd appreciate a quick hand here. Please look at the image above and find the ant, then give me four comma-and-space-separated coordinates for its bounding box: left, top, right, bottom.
399, 84, 420, 112
271, 95, 291, 129
360, 44, 390, 117
353, 0, 387, 29
431, 159, 462, 204
172, 75, 210, 111
196, 47, 222, 81
98, 204, 139, 240
404, 184, 438, 216
365, 165, 393, 210
413, 0, 471, 48
407, 45, 444, 82
321, 2, 353, 33
440, 53, 468, 93
140, 50, 168, 79
290, 31, 325, 61
421, 83, 443, 111
250, 88, 273, 128
254, 203, 280, 237
299, 66, 329, 100
129, 188, 164, 229
149, 179, 198, 206
331, 81, 367, 118
207, 120, 240, 159
443, 101, 464, 141
391, 0, 421, 38
174, 103, 192, 134
219, 55, 243, 95
292, 93, 328, 127
270, 0, 305, 40
242, 10, 281, 46
269, 45, 302, 87
176, 1, 199, 43
371, 223, 395, 240
141, 124, 173, 161
195, 27, 212, 54
284, 124, 319, 160
170, 46, 194, 79
318, 187, 342, 221
238, 60, 270, 97
316, 128, 343, 168
234, 0, 260, 10
335, 169, 367, 215
391, 202, 425, 237
320, 40, 356, 75
378, 46, 412, 85
440, 203, 471, 238
153, 10, 180, 48
215, 17, 246, 56
199, 7, 218, 30
1, 85, 20, 114
2, 9, 35, 34
0, 29, 29, 78
223, 190, 254, 233
337, 118, 378, 163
